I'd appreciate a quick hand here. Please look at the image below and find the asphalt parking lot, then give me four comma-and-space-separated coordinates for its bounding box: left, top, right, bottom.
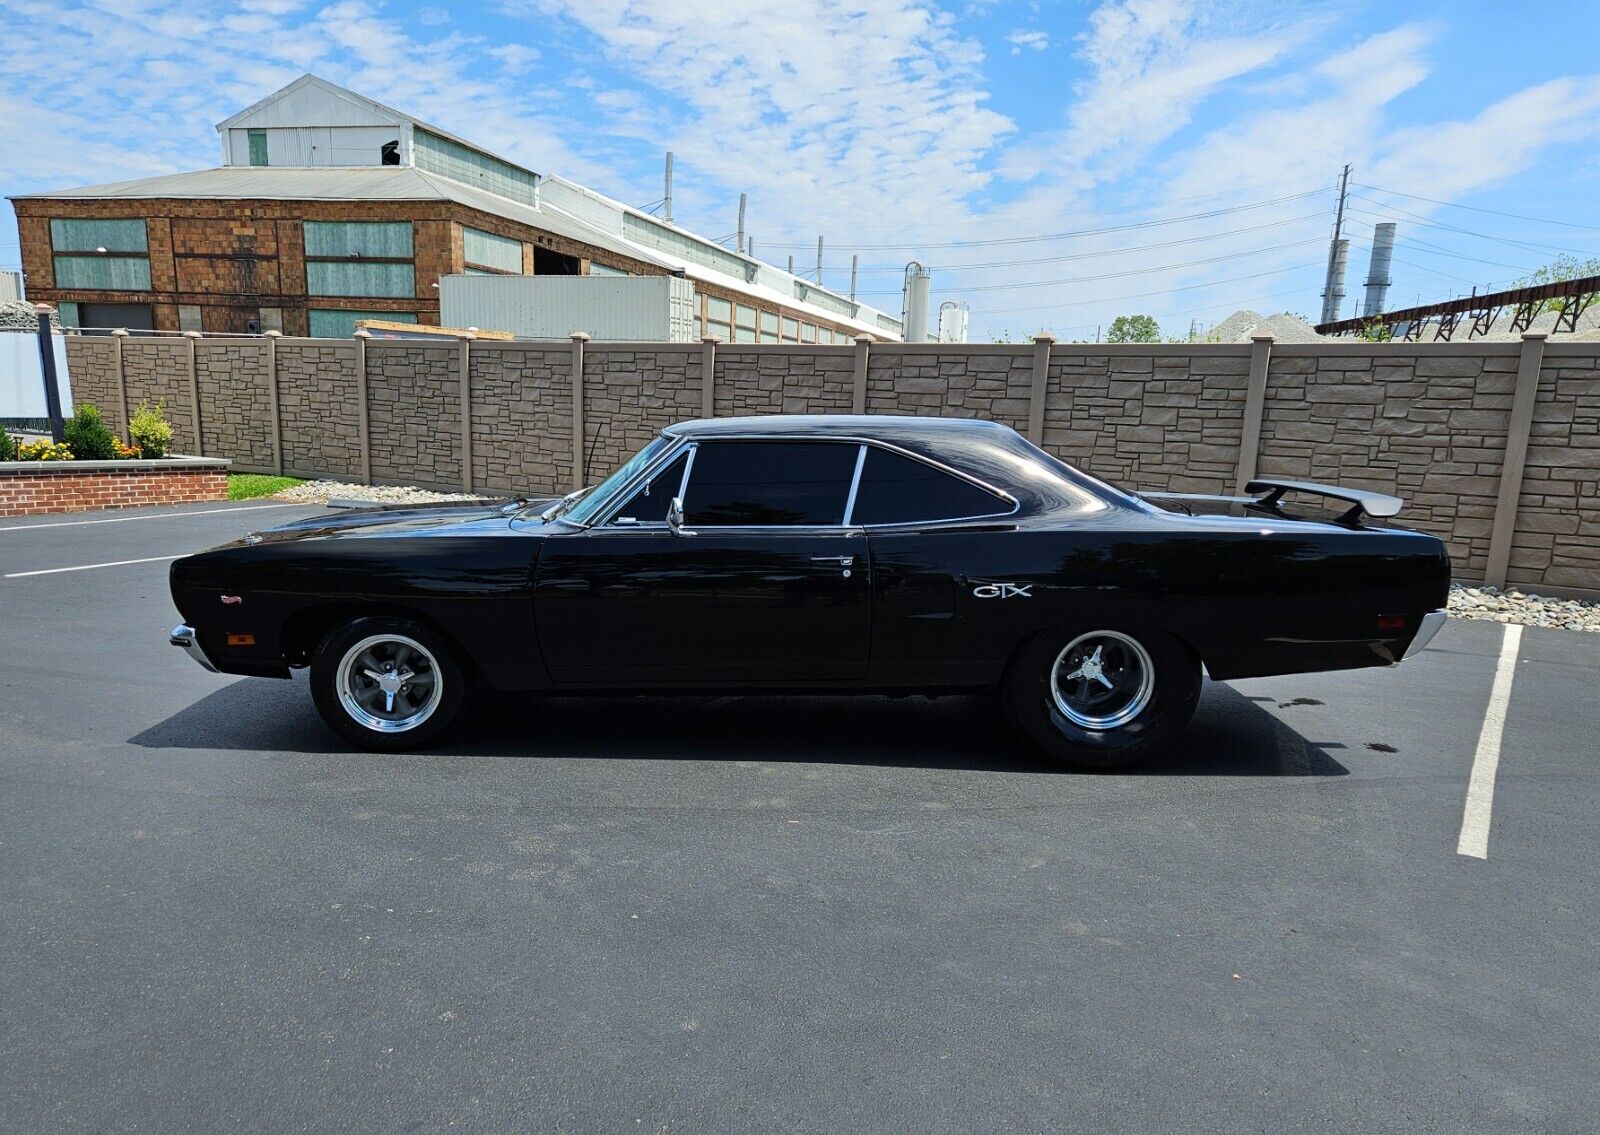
2, 501, 1597, 1133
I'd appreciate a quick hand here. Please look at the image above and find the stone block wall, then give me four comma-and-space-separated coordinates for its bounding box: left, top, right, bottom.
196, 341, 275, 471
866, 346, 1034, 432
59, 333, 1600, 596
121, 341, 196, 453
367, 342, 461, 491
1257, 345, 1519, 581
276, 341, 362, 480
468, 343, 572, 495
586, 345, 703, 478
1521, 345, 1600, 590
718, 346, 856, 418
1045, 348, 1249, 494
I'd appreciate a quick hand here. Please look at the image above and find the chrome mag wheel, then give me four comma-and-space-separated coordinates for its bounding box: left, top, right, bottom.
1049, 630, 1156, 731
336, 633, 444, 733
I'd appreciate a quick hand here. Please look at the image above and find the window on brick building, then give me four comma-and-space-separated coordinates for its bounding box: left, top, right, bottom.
304, 221, 415, 298
705, 296, 731, 342
463, 227, 523, 275
50, 218, 151, 291
734, 304, 757, 343
308, 309, 419, 338
781, 317, 799, 343
534, 246, 580, 275
758, 310, 779, 343
248, 130, 269, 166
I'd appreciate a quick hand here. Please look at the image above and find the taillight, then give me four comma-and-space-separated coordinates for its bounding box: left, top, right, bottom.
1376, 615, 1407, 632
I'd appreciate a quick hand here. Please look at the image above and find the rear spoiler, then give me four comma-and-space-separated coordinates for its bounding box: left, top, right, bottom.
1245, 479, 1402, 524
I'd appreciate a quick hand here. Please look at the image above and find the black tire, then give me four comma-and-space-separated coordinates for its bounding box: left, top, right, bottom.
310, 616, 468, 751
1002, 624, 1200, 770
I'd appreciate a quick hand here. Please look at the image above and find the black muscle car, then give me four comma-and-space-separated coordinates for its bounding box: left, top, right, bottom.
169, 415, 1450, 767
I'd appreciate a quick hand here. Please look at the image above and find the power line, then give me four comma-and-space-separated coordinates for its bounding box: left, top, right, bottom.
1353, 182, 1600, 233
962, 261, 1321, 316
842, 212, 1325, 274
1346, 194, 1592, 258
762, 189, 1330, 252
855, 237, 1323, 296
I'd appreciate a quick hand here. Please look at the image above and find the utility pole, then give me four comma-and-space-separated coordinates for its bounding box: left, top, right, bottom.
736, 194, 746, 255
850, 255, 858, 301
1319, 163, 1351, 325
748, 239, 755, 262
787, 255, 795, 275
663, 152, 673, 223
815, 237, 824, 284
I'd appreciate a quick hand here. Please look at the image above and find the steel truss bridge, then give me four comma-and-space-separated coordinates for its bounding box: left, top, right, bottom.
1316, 274, 1600, 341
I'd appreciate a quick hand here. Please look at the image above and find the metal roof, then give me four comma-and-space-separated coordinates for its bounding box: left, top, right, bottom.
11, 166, 664, 269
214, 74, 523, 175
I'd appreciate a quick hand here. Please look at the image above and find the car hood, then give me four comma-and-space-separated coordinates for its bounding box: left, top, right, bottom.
229, 497, 563, 547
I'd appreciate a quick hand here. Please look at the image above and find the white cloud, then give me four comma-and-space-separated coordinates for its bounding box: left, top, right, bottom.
1008, 30, 1049, 54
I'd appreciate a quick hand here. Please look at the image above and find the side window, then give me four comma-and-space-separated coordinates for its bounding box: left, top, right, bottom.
682, 442, 857, 526
850, 446, 1012, 526
609, 452, 688, 525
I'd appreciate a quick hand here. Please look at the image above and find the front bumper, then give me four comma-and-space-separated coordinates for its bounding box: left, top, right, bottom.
170, 624, 220, 673
1401, 609, 1448, 661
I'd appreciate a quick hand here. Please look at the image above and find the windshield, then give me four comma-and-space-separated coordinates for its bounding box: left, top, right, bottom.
560, 435, 673, 526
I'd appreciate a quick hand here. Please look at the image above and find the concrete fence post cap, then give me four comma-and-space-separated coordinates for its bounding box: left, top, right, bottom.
352, 329, 372, 339
854, 334, 875, 344
181, 330, 203, 339
110, 328, 130, 337
34, 302, 55, 314
701, 335, 721, 344
1521, 331, 1549, 341
1251, 333, 1275, 343
1031, 332, 1055, 343
262, 330, 282, 338
570, 331, 591, 342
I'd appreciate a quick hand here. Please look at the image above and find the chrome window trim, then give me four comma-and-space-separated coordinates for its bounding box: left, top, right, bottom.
578, 437, 695, 529
841, 444, 868, 526
584, 431, 1020, 531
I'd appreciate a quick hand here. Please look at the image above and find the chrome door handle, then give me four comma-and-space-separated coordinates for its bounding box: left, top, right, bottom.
810, 555, 854, 565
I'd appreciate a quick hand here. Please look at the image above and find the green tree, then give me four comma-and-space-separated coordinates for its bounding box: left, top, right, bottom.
1106, 314, 1160, 343
1513, 255, 1600, 317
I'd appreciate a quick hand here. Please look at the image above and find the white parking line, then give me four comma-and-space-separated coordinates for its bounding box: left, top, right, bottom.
5, 554, 183, 579
1457, 623, 1522, 860
0, 502, 302, 533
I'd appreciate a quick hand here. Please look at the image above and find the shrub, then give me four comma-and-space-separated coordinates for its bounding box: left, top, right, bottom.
0, 424, 14, 461
112, 436, 140, 459
17, 439, 75, 461
128, 400, 174, 459
63, 403, 117, 461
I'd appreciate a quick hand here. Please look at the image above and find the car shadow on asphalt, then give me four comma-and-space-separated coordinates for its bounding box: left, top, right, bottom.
129, 677, 1349, 777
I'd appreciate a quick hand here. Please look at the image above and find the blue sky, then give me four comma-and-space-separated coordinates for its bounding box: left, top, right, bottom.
3, 0, 1599, 340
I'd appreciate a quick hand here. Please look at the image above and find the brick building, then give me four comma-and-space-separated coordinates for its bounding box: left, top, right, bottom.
9, 75, 903, 343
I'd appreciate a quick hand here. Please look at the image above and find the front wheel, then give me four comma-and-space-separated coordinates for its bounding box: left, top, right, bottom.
311, 616, 468, 751
1003, 626, 1200, 769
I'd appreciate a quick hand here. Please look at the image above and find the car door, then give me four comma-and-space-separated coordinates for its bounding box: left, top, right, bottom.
534, 439, 870, 686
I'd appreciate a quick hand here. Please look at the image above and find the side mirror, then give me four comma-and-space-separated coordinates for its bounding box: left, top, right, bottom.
666, 496, 695, 537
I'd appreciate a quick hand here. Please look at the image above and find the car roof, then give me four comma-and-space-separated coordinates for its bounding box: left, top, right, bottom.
663, 414, 1020, 445
660, 415, 1113, 519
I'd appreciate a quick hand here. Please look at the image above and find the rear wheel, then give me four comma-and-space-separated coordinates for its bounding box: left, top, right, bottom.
1003, 625, 1199, 769
311, 617, 467, 751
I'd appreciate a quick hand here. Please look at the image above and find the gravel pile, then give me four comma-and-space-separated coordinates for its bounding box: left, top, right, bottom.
1449, 583, 1600, 633
272, 480, 493, 506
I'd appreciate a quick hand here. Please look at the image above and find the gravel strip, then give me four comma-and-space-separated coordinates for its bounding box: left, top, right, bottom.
1450, 583, 1600, 633
271, 480, 493, 506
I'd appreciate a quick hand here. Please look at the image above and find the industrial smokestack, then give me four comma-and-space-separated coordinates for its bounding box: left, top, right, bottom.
902, 262, 931, 343
787, 255, 795, 275
663, 152, 673, 223
815, 237, 824, 284
850, 255, 858, 301
1363, 223, 1396, 317
1320, 238, 1350, 324
736, 194, 746, 255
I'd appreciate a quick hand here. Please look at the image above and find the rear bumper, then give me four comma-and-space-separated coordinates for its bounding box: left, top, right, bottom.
170, 624, 219, 673
1402, 609, 1448, 661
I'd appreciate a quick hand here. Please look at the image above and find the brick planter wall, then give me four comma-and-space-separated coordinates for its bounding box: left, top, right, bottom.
0, 458, 230, 517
